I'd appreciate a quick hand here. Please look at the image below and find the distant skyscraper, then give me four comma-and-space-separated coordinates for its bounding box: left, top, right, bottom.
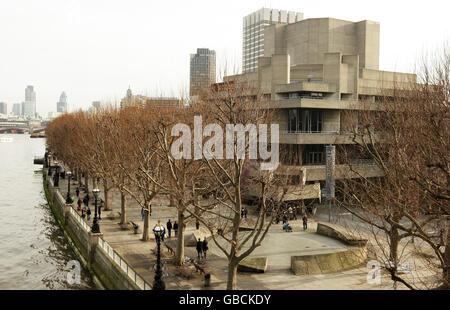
189, 48, 216, 97
0, 102, 7, 115
57, 92, 68, 113
242, 8, 303, 73
23, 85, 36, 118
12, 103, 21, 116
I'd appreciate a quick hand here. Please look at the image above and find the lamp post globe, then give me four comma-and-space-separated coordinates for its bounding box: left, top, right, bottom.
91, 187, 101, 233
66, 171, 72, 203
152, 225, 166, 290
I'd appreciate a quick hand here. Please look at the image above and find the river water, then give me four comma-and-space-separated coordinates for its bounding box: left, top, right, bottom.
0, 134, 95, 289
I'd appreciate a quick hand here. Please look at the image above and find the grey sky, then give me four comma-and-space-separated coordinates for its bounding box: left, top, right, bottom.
0, 0, 448, 116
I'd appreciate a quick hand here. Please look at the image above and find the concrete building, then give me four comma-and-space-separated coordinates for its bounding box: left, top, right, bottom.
221, 17, 416, 202
189, 48, 216, 98
243, 8, 303, 73
0, 102, 7, 115
56, 92, 68, 113
23, 85, 36, 118
12, 103, 21, 116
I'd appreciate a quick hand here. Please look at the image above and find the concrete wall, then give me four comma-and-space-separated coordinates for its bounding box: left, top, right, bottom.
43, 171, 148, 290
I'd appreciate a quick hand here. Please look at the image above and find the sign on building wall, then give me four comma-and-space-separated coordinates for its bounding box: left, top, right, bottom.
325, 145, 336, 200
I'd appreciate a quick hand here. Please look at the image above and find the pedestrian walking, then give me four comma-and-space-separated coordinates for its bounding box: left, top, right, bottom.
282, 212, 288, 224
87, 207, 91, 221
302, 213, 308, 231
195, 219, 200, 230
241, 207, 245, 218
173, 221, 178, 237
244, 207, 248, 218
83, 195, 88, 207
77, 198, 82, 211
196, 238, 203, 259
202, 237, 208, 259
76, 187, 80, 197
98, 205, 102, 220
81, 207, 86, 219
166, 219, 172, 238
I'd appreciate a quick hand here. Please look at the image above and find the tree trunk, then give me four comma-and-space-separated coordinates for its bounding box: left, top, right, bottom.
142, 202, 150, 241
120, 191, 127, 225
442, 226, 450, 289
227, 259, 239, 290
103, 179, 110, 211
84, 172, 89, 193
175, 208, 185, 266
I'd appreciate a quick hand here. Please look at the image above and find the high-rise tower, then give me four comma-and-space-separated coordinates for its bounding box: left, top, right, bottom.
242, 8, 303, 73
189, 48, 216, 98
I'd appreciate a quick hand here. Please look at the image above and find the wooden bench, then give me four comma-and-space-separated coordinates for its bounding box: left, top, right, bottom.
177, 265, 193, 279
192, 261, 208, 275
129, 221, 139, 234
165, 244, 175, 255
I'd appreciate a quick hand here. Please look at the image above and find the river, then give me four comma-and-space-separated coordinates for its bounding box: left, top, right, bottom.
0, 134, 95, 289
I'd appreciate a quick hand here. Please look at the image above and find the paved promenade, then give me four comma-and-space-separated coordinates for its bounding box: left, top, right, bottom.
55, 172, 401, 290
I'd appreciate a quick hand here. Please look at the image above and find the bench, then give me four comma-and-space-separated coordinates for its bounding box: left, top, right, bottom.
165, 244, 175, 255
177, 265, 193, 279
129, 221, 139, 234
192, 261, 208, 275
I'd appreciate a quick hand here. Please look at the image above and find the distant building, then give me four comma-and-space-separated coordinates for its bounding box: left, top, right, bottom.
0, 102, 7, 115
92, 101, 101, 109
120, 87, 183, 109
23, 85, 36, 118
189, 48, 216, 98
12, 103, 21, 116
56, 92, 68, 113
242, 8, 303, 73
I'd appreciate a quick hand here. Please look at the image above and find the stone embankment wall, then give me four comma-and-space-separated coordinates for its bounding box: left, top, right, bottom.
43, 170, 151, 290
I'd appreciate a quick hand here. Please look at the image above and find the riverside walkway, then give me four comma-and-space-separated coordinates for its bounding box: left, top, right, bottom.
54, 170, 399, 290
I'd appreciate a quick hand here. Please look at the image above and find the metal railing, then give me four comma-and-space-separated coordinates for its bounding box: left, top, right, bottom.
96, 237, 151, 290
46, 168, 151, 290
69, 205, 91, 232
282, 130, 340, 135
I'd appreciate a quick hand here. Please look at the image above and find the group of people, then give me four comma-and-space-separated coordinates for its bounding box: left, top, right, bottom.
75, 188, 100, 221
196, 237, 208, 260
280, 212, 308, 232
165, 219, 179, 238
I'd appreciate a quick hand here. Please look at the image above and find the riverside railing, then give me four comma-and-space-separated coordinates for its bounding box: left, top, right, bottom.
45, 167, 151, 290
96, 237, 151, 290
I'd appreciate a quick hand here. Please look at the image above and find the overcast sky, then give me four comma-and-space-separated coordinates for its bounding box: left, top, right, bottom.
0, 0, 448, 116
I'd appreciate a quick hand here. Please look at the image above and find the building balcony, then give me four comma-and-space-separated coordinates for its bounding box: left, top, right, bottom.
265, 98, 383, 110
274, 81, 334, 93
277, 162, 384, 182
279, 131, 356, 145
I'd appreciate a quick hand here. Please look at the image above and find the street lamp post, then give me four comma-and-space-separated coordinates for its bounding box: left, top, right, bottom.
66, 171, 72, 203
152, 225, 166, 290
91, 187, 100, 233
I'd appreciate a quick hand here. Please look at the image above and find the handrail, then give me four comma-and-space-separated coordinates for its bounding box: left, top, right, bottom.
96, 237, 151, 290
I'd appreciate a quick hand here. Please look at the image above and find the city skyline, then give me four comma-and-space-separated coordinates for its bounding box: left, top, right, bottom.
0, 0, 448, 117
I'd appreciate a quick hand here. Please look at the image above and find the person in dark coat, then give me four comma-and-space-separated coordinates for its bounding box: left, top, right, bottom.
196, 238, 203, 259
302, 213, 308, 231
87, 207, 91, 221
173, 221, 178, 236
166, 219, 172, 238
83, 195, 88, 207
202, 237, 208, 259
195, 219, 200, 230
76, 187, 80, 197
98, 204, 102, 220
77, 198, 82, 210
